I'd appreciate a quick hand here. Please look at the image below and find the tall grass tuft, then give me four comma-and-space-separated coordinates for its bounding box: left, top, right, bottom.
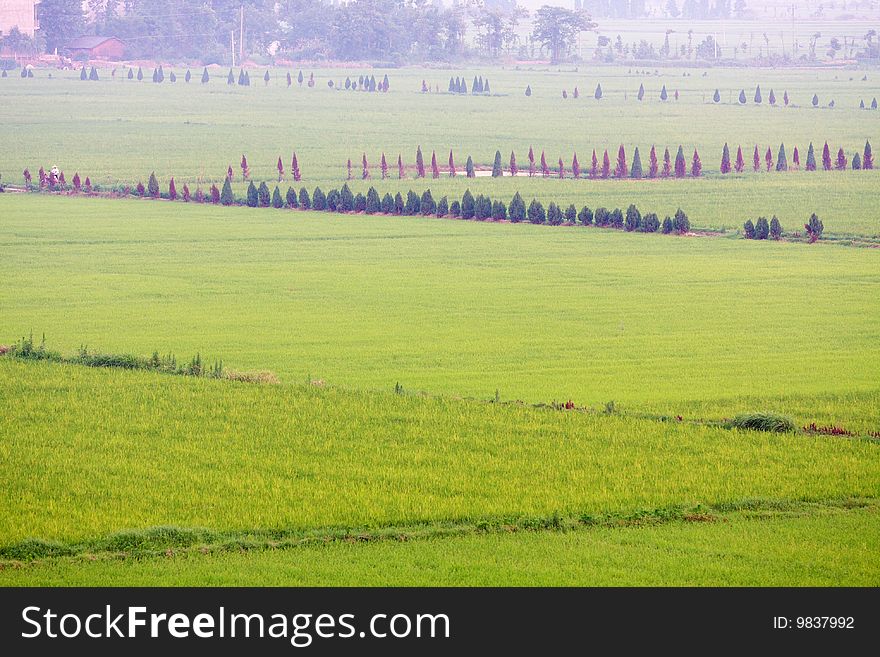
726, 412, 796, 434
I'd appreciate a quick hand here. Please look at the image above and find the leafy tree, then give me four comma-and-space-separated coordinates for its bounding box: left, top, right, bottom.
594, 83, 603, 100
185, 69, 191, 83
662, 147, 672, 177
264, 70, 270, 85
326, 189, 340, 212
221, 179, 235, 206
227, 69, 234, 85
637, 83, 645, 101
601, 150, 611, 178
641, 212, 660, 233
769, 89, 776, 105
393, 192, 405, 214
864, 140, 874, 169
648, 146, 658, 178
713, 88, 720, 102
692, 149, 702, 177
476, 194, 492, 220
449, 200, 461, 217
661, 216, 674, 234
755, 216, 769, 239
461, 190, 476, 219
783, 90, 790, 105
509, 151, 518, 177
128, 68, 134, 80
298, 71, 304, 86
673, 208, 690, 233
147, 172, 160, 198
624, 204, 641, 231
437, 196, 449, 217
202, 68, 209, 84
557, 157, 565, 179
366, 187, 381, 214
431, 151, 440, 179
836, 147, 847, 171
564, 204, 577, 224
80, 66, 87, 81
466, 156, 475, 178
776, 144, 788, 171
769, 216, 782, 239
312, 186, 326, 210
541, 151, 550, 177
340, 184, 354, 212
805, 213, 823, 242
630, 147, 642, 179
674, 146, 686, 177
720, 143, 731, 173
738, 89, 746, 104
421, 189, 436, 215
812, 94, 819, 107
258, 182, 271, 207
754, 85, 762, 103
546, 202, 562, 225
765, 147, 773, 171
272, 186, 284, 208
298, 187, 310, 209
492, 200, 507, 220
577, 206, 593, 225
416, 146, 425, 177
509, 192, 526, 223
525, 85, 532, 96
806, 143, 816, 171
752, 145, 761, 172
532, 7, 595, 64
571, 152, 580, 179
660, 84, 668, 101
381, 193, 394, 214
37, 0, 84, 54
492, 150, 503, 177
169, 71, 176, 83
246, 181, 258, 207
594, 207, 609, 227
822, 142, 832, 170
609, 208, 624, 229
87, 66, 98, 81
168, 177, 177, 201
852, 152, 862, 170
404, 190, 420, 215
792, 147, 800, 169
286, 186, 298, 208
743, 219, 756, 239
527, 199, 545, 224
354, 192, 366, 212
734, 145, 744, 173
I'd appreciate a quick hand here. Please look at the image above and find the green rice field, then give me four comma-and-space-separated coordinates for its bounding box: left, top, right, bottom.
1, 66, 878, 586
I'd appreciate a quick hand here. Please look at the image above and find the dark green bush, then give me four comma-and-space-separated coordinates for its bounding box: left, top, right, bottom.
726, 412, 796, 434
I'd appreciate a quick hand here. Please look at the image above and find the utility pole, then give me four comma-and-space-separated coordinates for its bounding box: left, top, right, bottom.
231, 30, 235, 67
240, 5, 244, 63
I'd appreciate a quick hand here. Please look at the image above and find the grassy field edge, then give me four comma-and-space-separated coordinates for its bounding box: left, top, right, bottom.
2, 497, 874, 568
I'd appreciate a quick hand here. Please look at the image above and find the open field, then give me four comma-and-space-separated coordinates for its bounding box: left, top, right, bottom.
1, 195, 878, 408
1, 359, 878, 546
1, 65, 878, 586
1, 66, 880, 237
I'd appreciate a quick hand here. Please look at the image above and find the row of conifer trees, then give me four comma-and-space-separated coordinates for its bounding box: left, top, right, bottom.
720, 141, 874, 173
182, 178, 692, 235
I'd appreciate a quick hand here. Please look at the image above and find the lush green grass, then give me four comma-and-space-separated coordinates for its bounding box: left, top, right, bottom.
2, 64, 878, 586
2, 195, 878, 408
1, 358, 877, 547
3, 502, 877, 586
1, 66, 879, 236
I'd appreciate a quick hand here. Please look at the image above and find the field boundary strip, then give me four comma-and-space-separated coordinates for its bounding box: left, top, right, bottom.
1, 498, 875, 568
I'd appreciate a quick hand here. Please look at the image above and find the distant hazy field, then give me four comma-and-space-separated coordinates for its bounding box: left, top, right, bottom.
1, 66, 879, 236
